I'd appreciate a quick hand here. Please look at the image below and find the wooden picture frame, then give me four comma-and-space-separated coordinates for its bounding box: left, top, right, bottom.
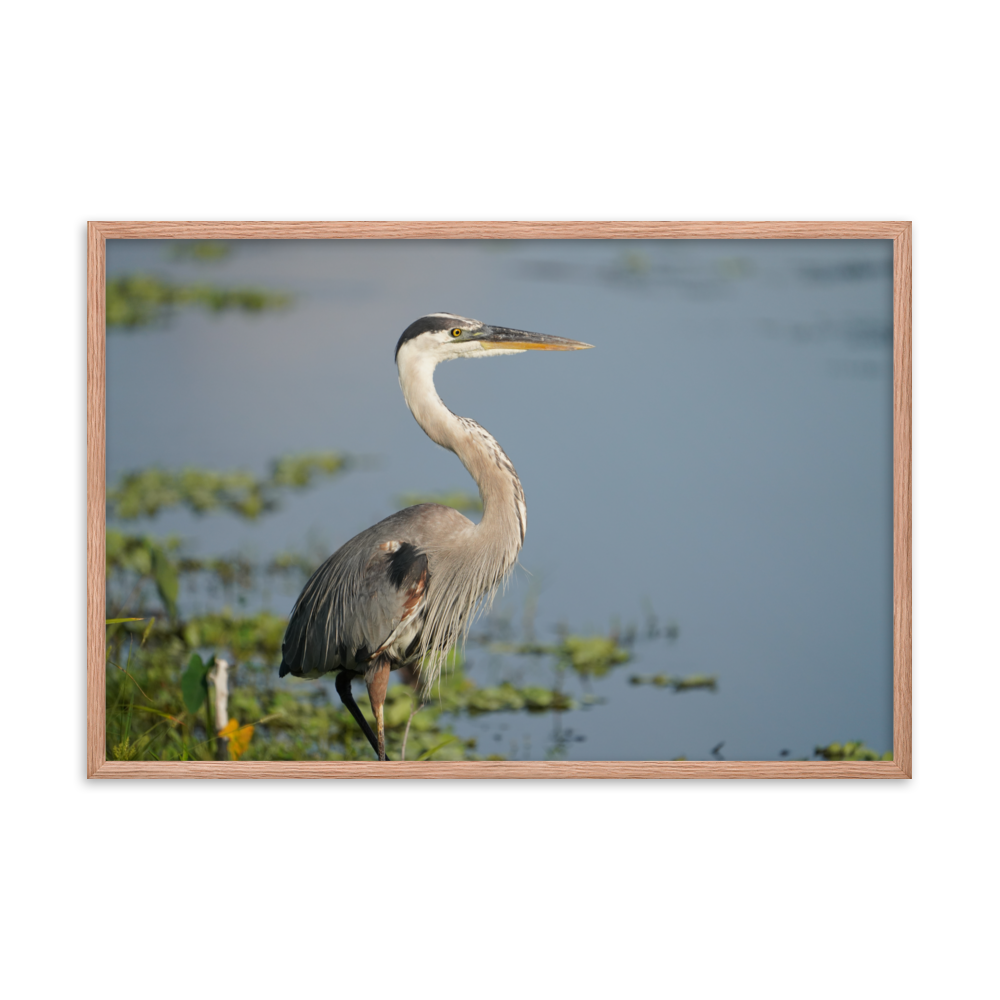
88, 221, 912, 779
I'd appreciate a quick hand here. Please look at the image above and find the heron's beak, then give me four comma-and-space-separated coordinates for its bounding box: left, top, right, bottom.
480, 326, 594, 351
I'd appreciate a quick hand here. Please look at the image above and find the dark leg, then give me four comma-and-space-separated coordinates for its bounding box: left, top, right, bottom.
366, 658, 391, 761
335, 671, 380, 759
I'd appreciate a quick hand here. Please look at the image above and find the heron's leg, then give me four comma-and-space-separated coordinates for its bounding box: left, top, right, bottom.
335, 671, 380, 758
366, 658, 391, 762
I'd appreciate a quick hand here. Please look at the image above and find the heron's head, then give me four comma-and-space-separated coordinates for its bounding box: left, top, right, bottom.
394, 312, 592, 366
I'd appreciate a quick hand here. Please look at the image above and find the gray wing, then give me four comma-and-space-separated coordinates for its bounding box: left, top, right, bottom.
278, 504, 473, 678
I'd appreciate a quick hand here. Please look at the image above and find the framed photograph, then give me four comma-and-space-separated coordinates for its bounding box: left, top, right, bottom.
88, 221, 911, 778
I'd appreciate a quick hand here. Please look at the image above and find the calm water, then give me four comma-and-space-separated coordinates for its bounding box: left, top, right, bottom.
106, 238, 894, 761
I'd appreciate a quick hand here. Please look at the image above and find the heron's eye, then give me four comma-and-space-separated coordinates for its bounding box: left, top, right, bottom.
451, 328, 462, 337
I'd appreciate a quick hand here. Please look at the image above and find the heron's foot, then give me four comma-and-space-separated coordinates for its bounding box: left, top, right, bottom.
367, 658, 391, 762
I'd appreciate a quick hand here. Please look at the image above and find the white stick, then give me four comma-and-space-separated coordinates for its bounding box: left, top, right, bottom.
210, 658, 230, 760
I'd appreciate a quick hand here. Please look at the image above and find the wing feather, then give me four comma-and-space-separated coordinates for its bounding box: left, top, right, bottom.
278, 505, 469, 678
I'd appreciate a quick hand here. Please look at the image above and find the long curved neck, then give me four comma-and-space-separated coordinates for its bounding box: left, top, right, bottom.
398, 351, 527, 554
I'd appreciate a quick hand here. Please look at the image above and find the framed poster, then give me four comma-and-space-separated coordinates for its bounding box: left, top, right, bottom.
88, 222, 912, 777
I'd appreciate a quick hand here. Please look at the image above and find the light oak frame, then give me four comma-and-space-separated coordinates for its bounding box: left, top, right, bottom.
88, 221, 912, 779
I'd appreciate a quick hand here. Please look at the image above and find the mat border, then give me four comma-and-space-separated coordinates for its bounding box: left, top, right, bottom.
87, 221, 912, 779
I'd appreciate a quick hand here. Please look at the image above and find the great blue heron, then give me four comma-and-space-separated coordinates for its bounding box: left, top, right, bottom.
278, 312, 592, 760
